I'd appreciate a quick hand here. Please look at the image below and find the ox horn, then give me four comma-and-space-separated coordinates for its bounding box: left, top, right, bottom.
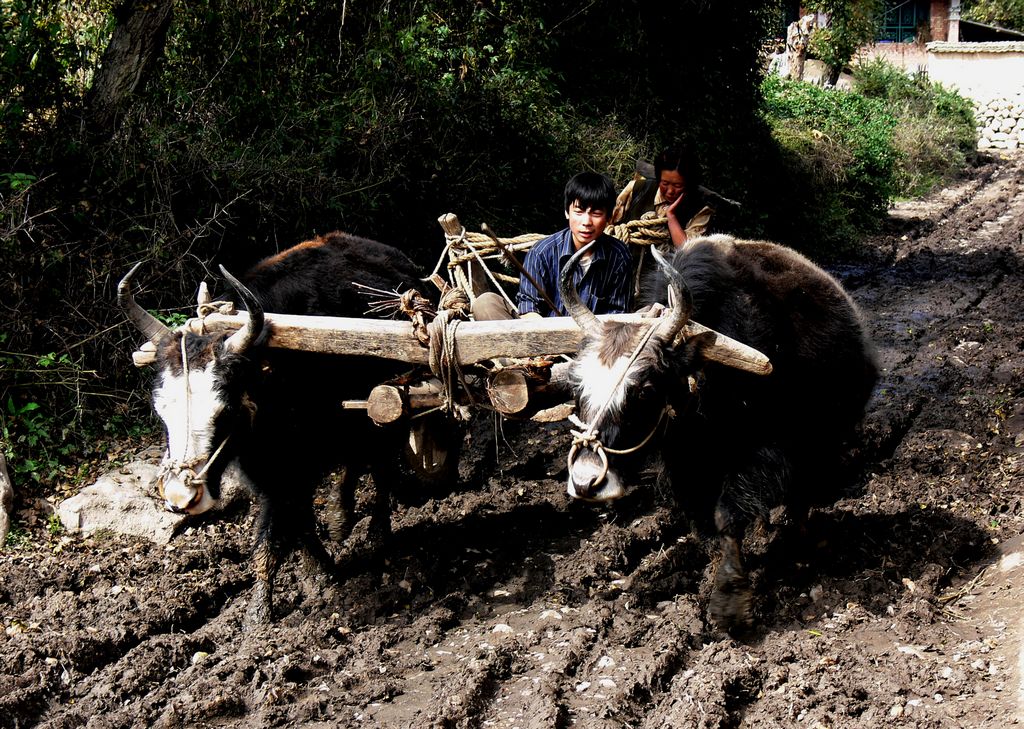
685, 321, 773, 375
649, 245, 692, 340
558, 241, 602, 336
118, 263, 172, 342
219, 265, 265, 354
646, 249, 772, 375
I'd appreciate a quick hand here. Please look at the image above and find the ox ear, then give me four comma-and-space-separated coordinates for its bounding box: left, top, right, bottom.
677, 322, 773, 376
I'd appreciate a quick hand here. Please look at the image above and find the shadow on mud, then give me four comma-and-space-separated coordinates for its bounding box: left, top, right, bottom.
751, 505, 994, 630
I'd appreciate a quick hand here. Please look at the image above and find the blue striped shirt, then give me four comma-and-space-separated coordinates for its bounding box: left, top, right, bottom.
517, 228, 633, 317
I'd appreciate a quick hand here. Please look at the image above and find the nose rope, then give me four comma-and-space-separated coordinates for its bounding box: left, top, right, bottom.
567, 320, 665, 484
159, 435, 231, 488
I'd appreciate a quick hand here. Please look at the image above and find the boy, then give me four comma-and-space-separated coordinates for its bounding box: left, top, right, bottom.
471, 172, 632, 320
518, 172, 632, 318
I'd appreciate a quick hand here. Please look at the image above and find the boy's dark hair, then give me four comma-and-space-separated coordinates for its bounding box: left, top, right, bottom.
563, 172, 617, 215
654, 147, 702, 190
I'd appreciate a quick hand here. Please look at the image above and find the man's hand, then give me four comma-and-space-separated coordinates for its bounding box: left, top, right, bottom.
520, 311, 543, 320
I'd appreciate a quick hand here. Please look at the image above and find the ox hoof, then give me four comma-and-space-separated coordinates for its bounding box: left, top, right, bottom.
709, 567, 754, 635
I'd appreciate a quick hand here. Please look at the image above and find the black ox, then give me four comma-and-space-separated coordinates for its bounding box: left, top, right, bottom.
560, 234, 878, 632
120, 232, 448, 623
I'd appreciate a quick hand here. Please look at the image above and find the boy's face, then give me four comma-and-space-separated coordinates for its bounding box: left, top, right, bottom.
565, 201, 609, 251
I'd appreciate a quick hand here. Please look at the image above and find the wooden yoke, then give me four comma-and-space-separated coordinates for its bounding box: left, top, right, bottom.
165, 311, 648, 364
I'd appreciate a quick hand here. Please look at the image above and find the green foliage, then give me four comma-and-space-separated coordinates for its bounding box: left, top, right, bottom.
853, 58, 977, 196
0, 1, 110, 155
3, 524, 31, 549
152, 309, 188, 328
807, 0, 883, 81
0, 172, 36, 191
46, 511, 63, 535
84, 0, 655, 273
760, 74, 899, 251
2, 394, 70, 485
963, 0, 1024, 31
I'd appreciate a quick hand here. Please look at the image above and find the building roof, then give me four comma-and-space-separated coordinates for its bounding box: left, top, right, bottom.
961, 19, 1024, 41
927, 41, 1024, 53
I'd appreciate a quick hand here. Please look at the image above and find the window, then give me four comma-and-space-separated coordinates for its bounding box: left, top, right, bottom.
878, 0, 930, 42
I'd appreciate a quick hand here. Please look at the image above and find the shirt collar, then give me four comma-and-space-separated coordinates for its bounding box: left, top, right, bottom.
557, 228, 610, 265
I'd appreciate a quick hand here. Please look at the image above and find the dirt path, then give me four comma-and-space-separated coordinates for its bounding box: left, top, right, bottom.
2, 154, 1024, 728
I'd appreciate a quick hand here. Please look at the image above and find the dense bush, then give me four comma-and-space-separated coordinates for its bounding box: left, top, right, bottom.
853, 57, 977, 196
759, 74, 899, 250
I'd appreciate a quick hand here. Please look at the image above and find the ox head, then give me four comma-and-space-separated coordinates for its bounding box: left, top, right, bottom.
119, 264, 264, 515
560, 245, 771, 502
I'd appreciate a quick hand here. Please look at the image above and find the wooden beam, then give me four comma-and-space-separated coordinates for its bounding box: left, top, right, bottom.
198, 311, 637, 365
185, 311, 771, 374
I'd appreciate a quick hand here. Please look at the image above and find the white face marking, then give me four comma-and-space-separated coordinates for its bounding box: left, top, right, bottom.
574, 349, 636, 422
568, 343, 644, 502
152, 361, 224, 512
153, 361, 224, 462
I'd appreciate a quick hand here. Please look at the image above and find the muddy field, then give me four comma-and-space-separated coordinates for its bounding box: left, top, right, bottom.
3, 153, 1024, 728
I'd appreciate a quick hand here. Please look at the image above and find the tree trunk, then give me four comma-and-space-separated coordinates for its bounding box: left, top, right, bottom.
85, 0, 175, 133
0, 452, 13, 545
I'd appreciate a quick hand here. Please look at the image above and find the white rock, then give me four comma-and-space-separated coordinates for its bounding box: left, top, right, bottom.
58, 455, 250, 544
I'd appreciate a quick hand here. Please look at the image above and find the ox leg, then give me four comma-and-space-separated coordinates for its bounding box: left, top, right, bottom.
708, 447, 790, 633
298, 496, 336, 580
709, 530, 753, 634
325, 465, 357, 544
246, 497, 279, 626
366, 464, 393, 549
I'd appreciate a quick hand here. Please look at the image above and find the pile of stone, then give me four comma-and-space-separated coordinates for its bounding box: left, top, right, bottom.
976, 94, 1024, 151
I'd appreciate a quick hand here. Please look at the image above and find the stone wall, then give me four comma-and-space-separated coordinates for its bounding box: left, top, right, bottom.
975, 94, 1024, 151
925, 42, 1024, 151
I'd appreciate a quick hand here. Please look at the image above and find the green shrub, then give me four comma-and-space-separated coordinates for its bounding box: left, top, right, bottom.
853, 58, 976, 197
760, 74, 899, 251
